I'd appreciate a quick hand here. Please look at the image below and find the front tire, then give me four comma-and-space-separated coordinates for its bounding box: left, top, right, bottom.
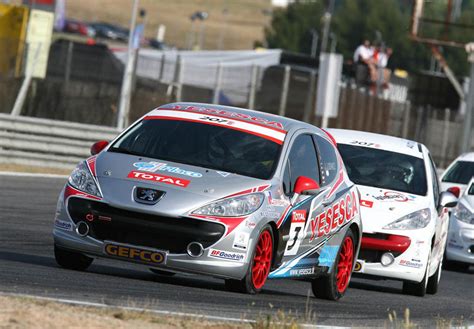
403, 257, 429, 297
54, 244, 93, 271
225, 225, 273, 294
312, 229, 355, 301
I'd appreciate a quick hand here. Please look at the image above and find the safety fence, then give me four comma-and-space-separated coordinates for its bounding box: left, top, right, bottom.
0, 114, 120, 169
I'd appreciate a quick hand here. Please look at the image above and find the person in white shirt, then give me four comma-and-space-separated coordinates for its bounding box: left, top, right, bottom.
353, 40, 377, 83
376, 47, 393, 86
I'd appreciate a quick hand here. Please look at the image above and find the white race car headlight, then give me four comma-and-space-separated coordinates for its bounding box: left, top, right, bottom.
68, 162, 101, 197
193, 193, 264, 217
383, 209, 431, 230
453, 203, 473, 224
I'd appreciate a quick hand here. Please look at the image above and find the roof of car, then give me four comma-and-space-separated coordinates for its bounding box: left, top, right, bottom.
455, 152, 474, 162
328, 129, 424, 159
149, 102, 318, 133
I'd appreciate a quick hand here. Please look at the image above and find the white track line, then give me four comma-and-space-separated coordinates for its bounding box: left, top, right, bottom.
0, 292, 347, 329
0, 171, 68, 179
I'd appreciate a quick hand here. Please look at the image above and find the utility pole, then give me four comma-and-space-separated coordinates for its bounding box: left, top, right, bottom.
320, 0, 335, 53
117, 0, 139, 129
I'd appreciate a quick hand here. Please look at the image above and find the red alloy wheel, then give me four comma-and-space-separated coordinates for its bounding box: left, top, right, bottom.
251, 230, 273, 290
336, 236, 354, 293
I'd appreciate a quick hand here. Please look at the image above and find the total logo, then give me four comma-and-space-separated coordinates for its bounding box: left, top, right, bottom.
208, 249, 246, 262
133, 161, 202, 178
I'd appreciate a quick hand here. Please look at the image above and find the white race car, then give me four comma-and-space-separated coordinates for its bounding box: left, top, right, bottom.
445, 177, 474, 269
440, 152, 474, 197
329, 129, 458, 296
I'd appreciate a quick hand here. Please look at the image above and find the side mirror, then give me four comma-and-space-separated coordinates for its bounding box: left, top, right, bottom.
439, 191, 458, 209
294, 176, 320, 195
90, 140, 109, 155
447, 186, 461, 198
291, 176, 320, 205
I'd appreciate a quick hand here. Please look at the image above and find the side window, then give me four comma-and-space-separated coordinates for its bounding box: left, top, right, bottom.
283, 134, 320, 196
314, 134, 338, 187
428, 153, 440, 205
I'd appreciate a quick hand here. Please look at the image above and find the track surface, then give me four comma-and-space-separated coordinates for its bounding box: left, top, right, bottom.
0, 175, 472, 327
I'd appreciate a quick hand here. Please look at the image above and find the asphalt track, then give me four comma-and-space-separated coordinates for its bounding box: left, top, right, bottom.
0, 174, 472, 327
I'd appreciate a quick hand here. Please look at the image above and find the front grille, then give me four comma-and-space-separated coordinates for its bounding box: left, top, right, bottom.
67, 198, 225, 253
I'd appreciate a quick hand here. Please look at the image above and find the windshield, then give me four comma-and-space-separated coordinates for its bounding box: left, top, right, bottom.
442, 161, 474, 184
468, 182, 474, 195
338, 144, 428, 196
109, 119, 282, 180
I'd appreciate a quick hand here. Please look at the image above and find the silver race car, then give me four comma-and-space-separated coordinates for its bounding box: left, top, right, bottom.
53, 103, 362, 300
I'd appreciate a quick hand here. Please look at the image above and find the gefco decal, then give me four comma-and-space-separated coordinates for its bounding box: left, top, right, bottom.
128, 171, 190, 187
350, 140, 381, 148
133, 161, 202, 178
168, 105, 284, 130
105, 243, 166, 265
308, 191, 359, 241
372, 191, 415, 202
208, 249, 246, 262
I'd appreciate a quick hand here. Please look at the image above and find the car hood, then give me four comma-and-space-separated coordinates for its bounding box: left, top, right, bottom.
93, 152, 268, 217
357, 185, 429, 232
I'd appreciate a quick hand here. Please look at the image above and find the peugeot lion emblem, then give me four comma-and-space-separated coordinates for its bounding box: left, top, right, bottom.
134, 187, 165, 205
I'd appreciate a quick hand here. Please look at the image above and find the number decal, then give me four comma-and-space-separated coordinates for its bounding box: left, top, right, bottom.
284, 210, 307, 256
200, 116, 228, 123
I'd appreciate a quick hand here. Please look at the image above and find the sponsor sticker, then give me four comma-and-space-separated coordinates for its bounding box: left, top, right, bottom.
350, 141, 381, 148
268, 192, 290, 207
360, 200, 374, 208
128, 171, 190, 187
233, 232, 250, 250
208, 249, 246, 262
133, 161, 202, 178
290, 267, 315, 277
354, 260, 365, 273
399, 259, 423, 269
104, 242, 166, 265
54, 219, 73, 231
371, 191, 415, 202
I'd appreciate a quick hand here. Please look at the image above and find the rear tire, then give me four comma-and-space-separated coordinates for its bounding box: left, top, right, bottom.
312, 229, 355, 301
54, 244, 93, 271
225, 225, 273, 294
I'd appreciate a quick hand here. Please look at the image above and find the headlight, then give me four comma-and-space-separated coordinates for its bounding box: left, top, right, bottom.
68, 162, 102, 197
383, 209, 431, 230
453, 203, 473, 224
192, 193, 264, 217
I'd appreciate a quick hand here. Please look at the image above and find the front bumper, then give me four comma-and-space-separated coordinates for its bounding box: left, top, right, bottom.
353, 231, 430, 282
53, 194, 251, 280
445, 217, 474, 265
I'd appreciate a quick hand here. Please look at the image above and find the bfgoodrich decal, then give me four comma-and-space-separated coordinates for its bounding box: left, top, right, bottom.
208, 249, 246, 262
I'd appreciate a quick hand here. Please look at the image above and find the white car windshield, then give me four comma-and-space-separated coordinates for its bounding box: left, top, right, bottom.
442, 161, 474, 185
338, 144, 428, 196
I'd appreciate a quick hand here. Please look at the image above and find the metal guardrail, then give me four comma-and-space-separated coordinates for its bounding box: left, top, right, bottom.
0, 114, 120, 169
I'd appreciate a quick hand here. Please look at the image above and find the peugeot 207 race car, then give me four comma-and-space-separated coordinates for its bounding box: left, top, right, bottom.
445, 177, 474, 269
440, 152, 474, 197
329, 129, 458, 296
53, 103, 362, 300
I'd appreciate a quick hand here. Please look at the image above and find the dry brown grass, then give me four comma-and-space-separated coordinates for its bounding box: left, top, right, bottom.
65, 0, 272, 50
0, 295, 247, 329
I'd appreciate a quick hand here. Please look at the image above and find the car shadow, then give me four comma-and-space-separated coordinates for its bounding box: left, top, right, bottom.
349, 279, 402, 295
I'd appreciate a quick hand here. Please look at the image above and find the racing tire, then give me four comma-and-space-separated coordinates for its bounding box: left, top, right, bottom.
54, 244, 93, 271
225, 225, 273, 294
311, 229, 355, 301
426, 259, 442, 295
402, 261, 429, 297
149, 268, 176, 277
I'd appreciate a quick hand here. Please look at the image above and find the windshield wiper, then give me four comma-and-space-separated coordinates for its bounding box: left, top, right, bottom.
108, 147, 144, 157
